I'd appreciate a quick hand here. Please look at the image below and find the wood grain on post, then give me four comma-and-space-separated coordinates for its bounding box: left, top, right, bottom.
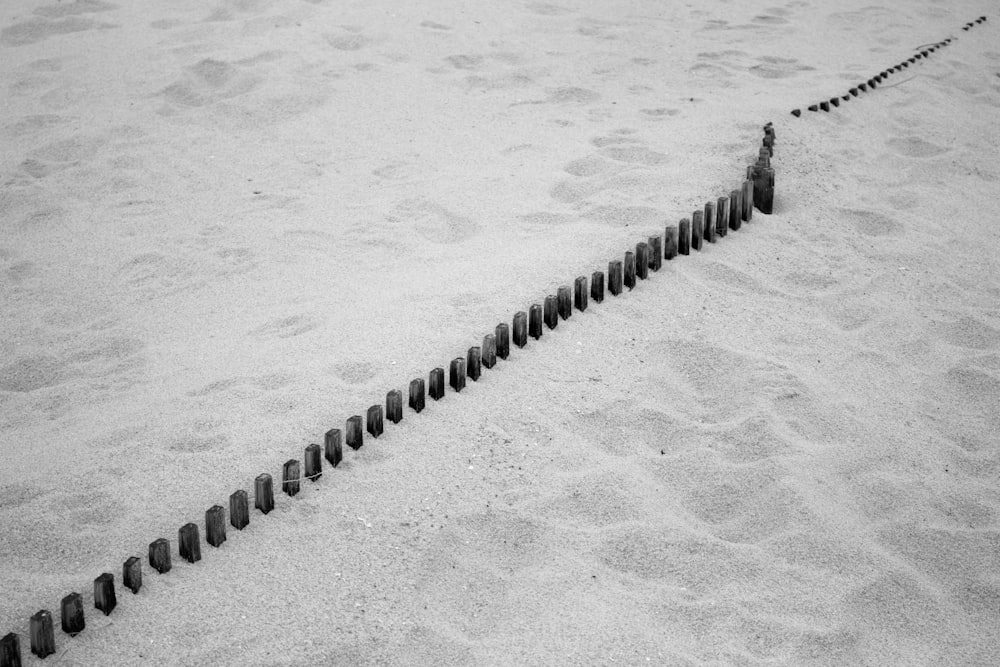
742, 180, 754, 221
149, 537, 171, 573
664, 226, 678, 260
409, 378, 425, 413
482, 334, 497, 369
557, 285, 572, 320
60, 593, 84, 636
255, 473, 274, 514
495, 323, 510, 359
449, 357, 466, 392
608, 260, 623, 295
693, 211, 705, 251
574, 276, 588, 312
704, 202, 717, 243
635, 243, 649, 280
205, 504, 226, 547
513, 311, 528, 347
386, 390, 403, 424
717, 197, 730, 238
123, 556, 142, 594
282, 460, 301, 497
29, 611, 54, 659
0, 632, 20, 667
544, 295, 558, 329
366, 405, 383, 438
467, 346, 482, 381
678, 219, 691, 255
429, 368, 445, 400
94, 573, 116, 616
179, 523, 201, 563
346, 415, 363, 450
229, 490, 249, 530
529, 304, 543, 339
591, 271, 605, 303
649, 236, 662, 271
305, 443, 322, 480
624, 251, 636, 290
730, 189, 742, 230
324, 428, 342, 467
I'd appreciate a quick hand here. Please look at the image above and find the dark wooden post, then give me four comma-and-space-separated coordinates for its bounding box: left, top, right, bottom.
29, 611, 54, 659
529, 304, 543, 338
717, 197, 730, 237
704, 202, 717, 243
366, 405, 383, 438
255, 473, 274, 514
624, 252, 636, 290
691, 211, 703, 251
346, 415, 363, 450
409, 378, 425, 413
429, 368, 445, 400
591, 271, 605, 302
179, 523, 201, 563
730, 189, 742, 230
467, 346, 482, 381
665, 226, 678, 259
386, 390, 403, 424
149, 538, 171, 573
754, 165, 775, 214
482, 334, 497, 369
0, 633, 20, 667
608, 260, 623, 295
230, 490, 249, 530
742, 180, 753, 221
123, 556, 142, 594
574, 276, 588, 312
60, 593, 84, 636
449, 357, 466, 392
635, 243, 649, 280
205, 505, 226, 547
678, 219, 691, 255
544, 295, 558, 329
513, 311, 528, 347
649, 236, 662, 271
305, 443, 322, 480
557, 285, 572, 319
94, 573, 116, 616
282, 460, 301, 496
324, 428, 342, 467
495, 323, 510, 359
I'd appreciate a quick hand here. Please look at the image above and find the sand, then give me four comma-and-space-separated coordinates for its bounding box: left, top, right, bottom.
1, 0, 999, 664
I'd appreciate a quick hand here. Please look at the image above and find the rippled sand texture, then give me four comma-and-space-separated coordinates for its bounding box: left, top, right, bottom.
1, 0, 998, 664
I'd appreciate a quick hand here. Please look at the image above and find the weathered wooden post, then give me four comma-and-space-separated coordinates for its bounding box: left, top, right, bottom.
495, 323, 510, 359
0, 632, 20, 667
529, 304, 543, 338
678, 218, 691, 255
230, 490, 249, 530
608, 260, 623, 296
429, 368, 445, 400
282, 460, 301, 496
205, 505, 226, 547
450, 357, 466, 391
409, 378, 425, 413
557, 285, 572, 319
665, 225, 678, 259
717, 197, 730, 238
29, 611, 54, 659
730, 189, 742, 230
179, 523, 201, 563
366, 405, 383, 438
591, 271, 605, 302
60, 593, 84, 636
704, 202, 717, 243
482, 334, 497, 369
94, 573, 116, 616
649, 236, 662, 271
346, 415, 364, 450
691, 211, 704, 251
324, 428, 342, 467
544, 295, 558, 329
513, 311, 528, 347
123, 556, 142, 594
753, 162, 775, 214
149, 538, 171, 573
304, 443, 322, 480
624, 251, 636, 290
574, 276, 588, 312
255, 473, 274, 513
635, 243, 649, 280
742, 180, 754, 221
467, 346, 482, 381
386, 390, 403, 424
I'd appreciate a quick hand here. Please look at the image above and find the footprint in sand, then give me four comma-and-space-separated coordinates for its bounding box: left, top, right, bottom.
885, 136, 949, 158
387, 198, 480, 244
159, 58, 261, 109
250, 314, 320, 339
0, 0, 117, 47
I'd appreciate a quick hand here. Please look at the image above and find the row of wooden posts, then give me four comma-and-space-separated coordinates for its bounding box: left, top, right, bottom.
791, 16, 988, 117
0, 125, 777, 666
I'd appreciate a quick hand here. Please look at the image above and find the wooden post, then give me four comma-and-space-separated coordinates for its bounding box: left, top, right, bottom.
60, 593, 84, 636
179, 523, 201, 563
557, 285, 572, 319
648, 236, 662, 271
429, 368, 445, 400
255, 473, 274, 514
624, 251, 636, 290
149, 537, 171, 573
635, 243, 649, 280
591, 271, 605, 303
346, 415, 363, 450
609, 260, 623, 295
717, 197, 730, 238
691, 211, 703, 251
386, 390, 403, 424
544, 295, 558, 329
123, 556, 142, 594
366, 405, 383, 438
449, 357, 466, 391
574, 276, 588, 312
408, 378, 425, 413
742, 180, 754, 221
205, 505, 226, 547
482, 334, 497, 369
704, 202, 717, 243
529, 304, 543, 338
754, 165, 775, 214
664, 226, 678, 260
305, 443, 322, 480
0, 633, 20, 667
29, 611, 54, 659
94, 573, 116, 616
678, 218, 691, 255
467, 346, 481, 381
513, 311, 528, 347
730, 189, 742, 230
229, 490, 249, 530
495, 323, 510, 359
324, 428, 342, 467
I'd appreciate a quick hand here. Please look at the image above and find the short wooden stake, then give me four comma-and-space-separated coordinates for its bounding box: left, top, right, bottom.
255, 473, 274, 514
482, 334, 497, 369
691, 211, 703, 251
94, 573, 116, 616
529, 304, 543, 338
0, 632, 20, 667
635, 243, 649, 280
648, 236, 662, 271
495, 323, 510, 359
123, 556, 142, 594
717, 197, 730, 238
467, 346, 482, 381
754, 165, 775, 214
791, 109, 801, 117
574, 276, 588, 312
830, 97, 840, 107
324, 428, 342, 467
704, 202, 717, 243
408, 378, 425, 413
820, 101, 829, 112
229, 490, 249, 530
622, 251, 635, 290
386, 390, 403, 424
557, 285, 572, 319
205, 505, 226, 547
60, 593, 84, 636
346, 415, 364, 450
678, 219, 691, 255
29, 611, 54, 659
281, 460, 301, 497
366, 405, 383, 438
449, 357, 466, 391
305, 443, 322, 480
429, 368, 445, 400
544, 295, 558, 329
664, 226, 678, 259
730, 189, 742, 230
149, 537, 171, 573
608, 260, 623, 295
179, 523, 201, 563
741, 180, 754, 221
513, 311, 528, 347
591, 271, 605, 302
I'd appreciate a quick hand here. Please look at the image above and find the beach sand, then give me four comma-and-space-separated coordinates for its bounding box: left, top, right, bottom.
1, 0, 998, 664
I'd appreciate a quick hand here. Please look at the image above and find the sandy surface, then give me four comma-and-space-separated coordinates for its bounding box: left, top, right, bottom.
2, 0, 999, 664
